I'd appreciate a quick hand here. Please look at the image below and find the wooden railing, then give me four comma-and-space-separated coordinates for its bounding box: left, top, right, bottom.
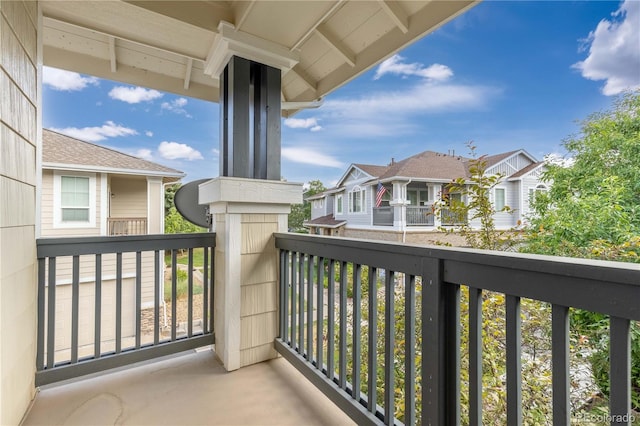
275, 233, 639, 425
108, 217, 147, 235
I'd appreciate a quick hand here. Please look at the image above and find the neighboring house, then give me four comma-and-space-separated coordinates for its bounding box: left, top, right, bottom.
306, 149, 547, 244
40, 129, 185, 357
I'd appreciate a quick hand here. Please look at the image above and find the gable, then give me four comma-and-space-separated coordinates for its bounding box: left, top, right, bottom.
486, 151, 536, 176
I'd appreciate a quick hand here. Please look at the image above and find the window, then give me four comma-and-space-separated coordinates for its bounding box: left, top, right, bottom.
528, 184, 548, 207
336, 194, 343, 214
349, 186, 365, 213
494, 188, 506, 210
53, 172, 96, 228
313, 199, 324, 209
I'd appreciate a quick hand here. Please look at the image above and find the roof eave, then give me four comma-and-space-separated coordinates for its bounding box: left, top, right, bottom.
42, 162, 186, 179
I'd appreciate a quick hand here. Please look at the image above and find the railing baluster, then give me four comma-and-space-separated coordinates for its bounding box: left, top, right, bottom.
551, 304, 569, 426
188, 248, 193, 338
171, 249, 177, 341
291, 252, 297, 350
282, 250, 290, 342
71, 255, 80, 363
327, 259, 336, 381
368, 266, 377, 414
95, 254, 102, 358
36, 258, 46, 370
209, 245, 214, 335
116, 252, 123, 354
47, 257, 56, 368
316, 256, 324, 369
299, 253, 305, 355
610, 316, 631, 425
154, 250, 160, 345
306, 255, 314, 361
279, 250, 287, 339
352, 264, 362, 403
384, 270, 395, 425
135, 251, 142, 349
203, 246, 210, 335
339, 261, 348, 390
506, 295, 522, 426
404, 273, 416, 426
469, 287, 483, 426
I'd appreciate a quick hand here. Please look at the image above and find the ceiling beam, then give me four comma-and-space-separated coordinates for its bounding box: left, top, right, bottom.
44, 17, 206, 62
290, 0, 345, 51
289, 66, 317, 93
314, 24, 355, 67
234, 0, 256, 30
377, 0, 409, 34
108, 36, 117, 72
184, 58, 193, 90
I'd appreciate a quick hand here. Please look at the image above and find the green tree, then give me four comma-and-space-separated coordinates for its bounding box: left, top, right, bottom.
438, 142, 518, 250
524, 92, 640, 261
288, 179, 326, 232
523, 92, 640, 411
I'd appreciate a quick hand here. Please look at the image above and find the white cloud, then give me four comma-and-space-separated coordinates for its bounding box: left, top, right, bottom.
43, 66, 99, 91
284, 117, 323, 131
109, 86, 163, 104
573, 0, 640, 95
282, 147, 344, 168
161, 97, 192, 117
374, 55, 453, 82
145, 131, 154, 137
134, 149, 154, 161
50, 121, 137, 142
544, 153, 575, 168
158, 141, 203, 160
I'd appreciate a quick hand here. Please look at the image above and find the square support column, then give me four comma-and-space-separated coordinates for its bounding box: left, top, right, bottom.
200, 177, 302, 371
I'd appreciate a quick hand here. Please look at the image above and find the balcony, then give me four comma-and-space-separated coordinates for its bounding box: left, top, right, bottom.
107, 217, 148, 236
25, 232, 639, 425
406, 205, 435, 226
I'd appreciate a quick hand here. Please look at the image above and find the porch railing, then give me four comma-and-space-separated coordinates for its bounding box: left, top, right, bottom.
406, 205, 435, 226
108, 217, 147, 235
36, 233, 215, 386
373, 207, 394, 226
441, 207, 468, 226
274, 233, 639, 425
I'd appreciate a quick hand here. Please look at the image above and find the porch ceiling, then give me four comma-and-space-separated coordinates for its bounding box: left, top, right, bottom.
42, 0, 478, 116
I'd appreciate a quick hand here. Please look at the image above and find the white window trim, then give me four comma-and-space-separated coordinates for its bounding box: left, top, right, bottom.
348, 186, 366, 214
494, 187, 506, 210
53, 170, 97, 229
336, 194, 343, 214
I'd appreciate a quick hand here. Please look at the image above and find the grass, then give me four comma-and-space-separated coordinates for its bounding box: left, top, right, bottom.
164, 269, 204, 301
164, 247, 205, 268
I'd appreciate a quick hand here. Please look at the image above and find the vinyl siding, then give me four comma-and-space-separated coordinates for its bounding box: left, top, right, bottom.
109, 176, 147, 218
0, 1, 38, 423
40, 169, 101, 237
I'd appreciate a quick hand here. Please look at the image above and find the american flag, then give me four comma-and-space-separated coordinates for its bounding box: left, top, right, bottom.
375, 182, 387, 208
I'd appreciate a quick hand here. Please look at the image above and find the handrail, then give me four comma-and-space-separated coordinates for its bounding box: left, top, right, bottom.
274, 232, 640, 425
35, 233, 216, 386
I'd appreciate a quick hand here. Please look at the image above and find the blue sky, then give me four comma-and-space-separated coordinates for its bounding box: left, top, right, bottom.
43, 0, 640, 187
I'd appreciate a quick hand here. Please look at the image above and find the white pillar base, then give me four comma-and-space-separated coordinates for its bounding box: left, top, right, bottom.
199, 177, 302, 371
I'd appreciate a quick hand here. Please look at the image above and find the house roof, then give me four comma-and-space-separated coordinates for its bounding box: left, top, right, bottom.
42, 1, 478, 116
508, 161, 545, 179
378, 151, 471, 181
304, 214, 346, 229
353, 164, 389, 178
43, 129, 185, 181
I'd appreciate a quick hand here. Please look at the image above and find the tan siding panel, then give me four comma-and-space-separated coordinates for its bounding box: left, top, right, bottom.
0, 68, 35, 142
0, 175, 35, 227
109, 177, 147, 218
0, 123, 36, 184
1, 14, 36, 99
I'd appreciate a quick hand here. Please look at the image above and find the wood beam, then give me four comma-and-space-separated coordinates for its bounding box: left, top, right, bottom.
289, 66, 317, 93
108, 36, 117, 72
315, 25, 355, 67
290, 0, 345, 51
184, 58, 193, 90
378, 0, 409, 34
234, 1, 256, 30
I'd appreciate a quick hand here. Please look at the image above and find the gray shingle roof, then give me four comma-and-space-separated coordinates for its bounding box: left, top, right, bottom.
304, 214, 346, 228
378, 151, 471, 180
43, 129, 184, 178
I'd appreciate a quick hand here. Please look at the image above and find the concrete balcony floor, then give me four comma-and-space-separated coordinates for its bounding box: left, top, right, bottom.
23, 347, 355, 426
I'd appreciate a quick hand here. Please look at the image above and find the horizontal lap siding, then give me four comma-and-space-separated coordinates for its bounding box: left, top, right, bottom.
109, 176, 147, 218
40, 170, 102, 237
